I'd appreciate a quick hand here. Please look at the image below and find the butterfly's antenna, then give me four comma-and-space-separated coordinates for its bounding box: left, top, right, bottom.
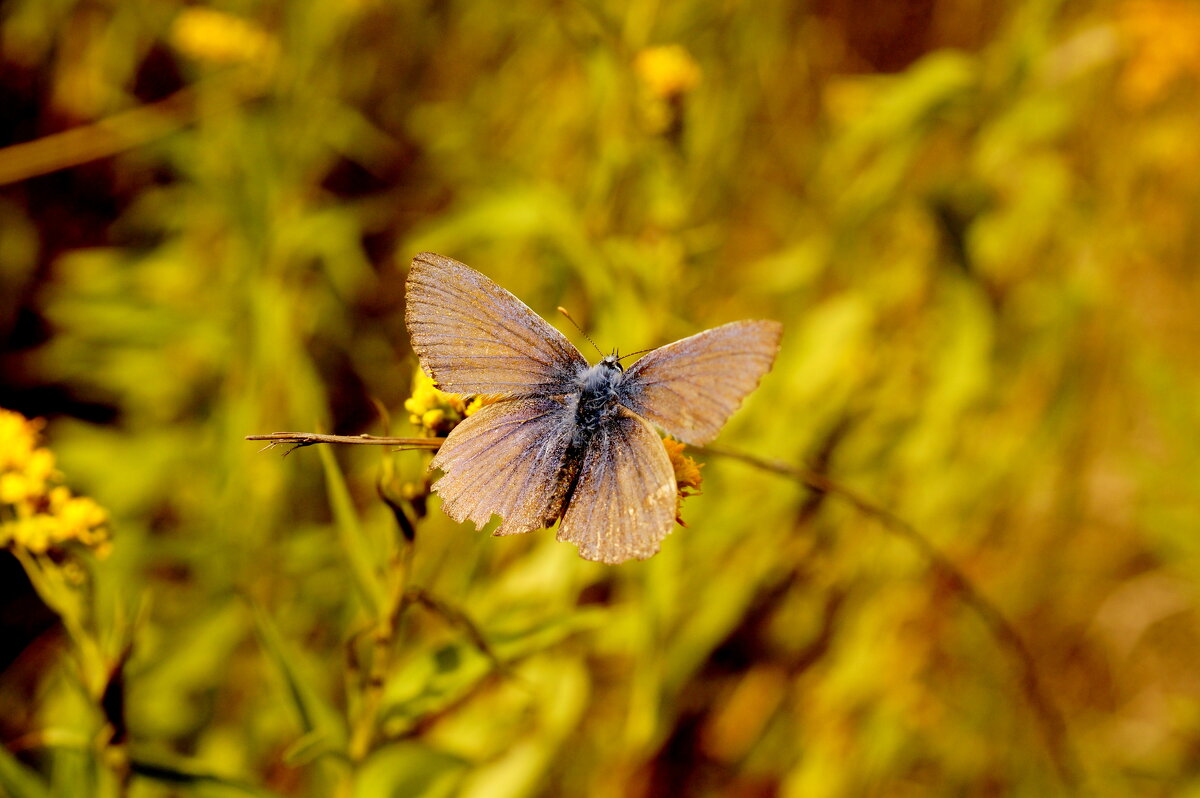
556, 307, 604, 358
617, 347, 654, 363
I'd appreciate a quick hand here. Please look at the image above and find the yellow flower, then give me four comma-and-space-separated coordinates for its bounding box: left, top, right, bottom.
421, 409, 448, 431
0, 409, 41, 471
26, 447, 58, 486
663, 438, 703, 526
3, 516, 51, 555
0, 473, 28, 504
169, 8, 279, 68
404, 369, 501, 436
635, 45, 702, 99
405, 369, 464, 435
51, 488, 109, 545
634, 45, 702, 138
464, 395, 502, 416
0, 408, 110, 557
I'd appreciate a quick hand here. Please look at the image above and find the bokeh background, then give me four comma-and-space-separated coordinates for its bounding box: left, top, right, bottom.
2, 0, 1200, 796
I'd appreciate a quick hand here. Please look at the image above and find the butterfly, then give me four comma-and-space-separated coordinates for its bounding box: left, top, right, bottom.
405, 253, 782, 564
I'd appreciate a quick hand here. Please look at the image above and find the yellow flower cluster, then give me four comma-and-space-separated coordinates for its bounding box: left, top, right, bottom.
403, 369, 498, 436
0, 409, 110, 557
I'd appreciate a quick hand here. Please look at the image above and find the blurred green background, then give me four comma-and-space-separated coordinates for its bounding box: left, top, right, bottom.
2, 0, 1200, 796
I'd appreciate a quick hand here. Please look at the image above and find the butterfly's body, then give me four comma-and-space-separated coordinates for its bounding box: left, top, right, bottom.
572, 357, 627, 442
406, 253, 781, 564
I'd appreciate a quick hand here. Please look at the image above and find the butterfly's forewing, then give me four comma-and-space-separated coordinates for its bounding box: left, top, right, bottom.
622, 320, 782, 446
556, 412, 677, 564
406, 253, 587, 396
430, 397, 576, 536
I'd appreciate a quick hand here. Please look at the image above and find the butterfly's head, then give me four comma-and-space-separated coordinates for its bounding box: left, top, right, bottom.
599, 353, 624, 373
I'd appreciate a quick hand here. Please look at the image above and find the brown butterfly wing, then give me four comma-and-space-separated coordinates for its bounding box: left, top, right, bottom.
556, 411, 677, 564
406, 253, 588, 396
621, 320, 782, 446
430, 397, 576, 536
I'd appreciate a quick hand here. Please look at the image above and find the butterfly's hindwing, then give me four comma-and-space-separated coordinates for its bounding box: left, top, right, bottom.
556, 411, 677, 564
430, 397, 577, 536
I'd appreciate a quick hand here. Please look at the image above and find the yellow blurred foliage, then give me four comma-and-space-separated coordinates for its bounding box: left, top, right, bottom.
1117, 0, 1200, 106
1, 1, 1199, 796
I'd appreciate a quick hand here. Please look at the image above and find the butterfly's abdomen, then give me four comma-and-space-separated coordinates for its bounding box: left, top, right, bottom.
544, 362, 626, 525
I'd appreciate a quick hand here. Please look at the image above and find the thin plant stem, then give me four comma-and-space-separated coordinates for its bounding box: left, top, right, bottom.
697, 444, 1081, 790
245, 432, 441, 452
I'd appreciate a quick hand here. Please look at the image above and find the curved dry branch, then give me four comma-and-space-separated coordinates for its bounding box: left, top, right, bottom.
698, 444, 1081, 789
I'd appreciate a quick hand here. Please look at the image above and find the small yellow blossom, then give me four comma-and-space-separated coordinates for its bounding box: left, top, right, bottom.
170, 8, 279, 68
634, 45, 702, 138
464, 395, 502, 416
405, 369, 464, 436
635, 45, 702, 99
0, 409, 42, 471
421, 409, 448, 431
26, 447, 58, 486
663, 438, 703, 526
0, 409, 110, 557
404, 369, 501, 436
0, 473, 27, 504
